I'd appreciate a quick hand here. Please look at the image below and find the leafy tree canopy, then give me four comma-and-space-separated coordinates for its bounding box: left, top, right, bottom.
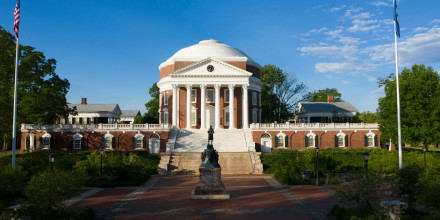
309, 88, 343, 102
260, 64, 310, 122
0, 26, 75, 149
354, 111, 378, 123
134, 83, 159, 124
377, 64, 440, 145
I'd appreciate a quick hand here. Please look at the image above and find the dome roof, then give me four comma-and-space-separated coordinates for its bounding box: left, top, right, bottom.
159, 39, 260, 70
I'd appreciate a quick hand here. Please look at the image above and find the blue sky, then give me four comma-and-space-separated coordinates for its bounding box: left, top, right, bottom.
1, 0, 440, 113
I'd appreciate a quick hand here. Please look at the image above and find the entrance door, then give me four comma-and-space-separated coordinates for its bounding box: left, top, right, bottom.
205, 106, 215, 128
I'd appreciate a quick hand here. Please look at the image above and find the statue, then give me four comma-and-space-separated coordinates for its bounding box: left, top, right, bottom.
191, 126, 229, 199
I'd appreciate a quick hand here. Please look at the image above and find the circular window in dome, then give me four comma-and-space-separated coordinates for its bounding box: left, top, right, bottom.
207, 65, 214, 72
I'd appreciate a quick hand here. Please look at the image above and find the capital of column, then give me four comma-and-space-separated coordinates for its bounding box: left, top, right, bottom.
242, 84, 249, 90
185, 84, 192, 90
214, 84, 221, 90
200, 84, 207, 90
228, 84, 235, 90
172, 84, 178, 90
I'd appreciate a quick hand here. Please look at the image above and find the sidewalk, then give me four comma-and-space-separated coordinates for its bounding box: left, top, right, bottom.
67, 175, 340, 220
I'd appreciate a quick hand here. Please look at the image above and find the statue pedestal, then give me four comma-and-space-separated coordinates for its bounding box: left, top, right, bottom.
191, 166, 230, 199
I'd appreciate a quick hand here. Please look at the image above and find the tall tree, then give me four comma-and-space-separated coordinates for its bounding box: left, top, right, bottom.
309, 88, 343, 102
134, 83, 159, 124
377, 64, 440, 146
260, 64, 310, 122
0, 26, 74, 150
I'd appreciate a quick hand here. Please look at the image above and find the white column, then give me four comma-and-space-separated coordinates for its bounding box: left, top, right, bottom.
228, 84, 235, 129
200, 84, 207, 129
242, 84, 249, 128
214, 84, 221, 129
186, 84, 192, 129
172, 84, 178, 127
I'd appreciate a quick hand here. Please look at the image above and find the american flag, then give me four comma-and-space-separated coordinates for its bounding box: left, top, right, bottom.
14, 0, 20, 38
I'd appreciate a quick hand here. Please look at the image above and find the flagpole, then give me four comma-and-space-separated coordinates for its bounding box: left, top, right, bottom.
393, 15, 403, 170
12, 37, 19, 167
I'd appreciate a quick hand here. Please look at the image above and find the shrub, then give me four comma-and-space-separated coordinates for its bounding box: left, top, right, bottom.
0, 165, 28, 211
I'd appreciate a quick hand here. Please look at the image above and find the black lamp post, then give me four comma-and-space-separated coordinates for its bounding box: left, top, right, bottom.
99, 148, 103, 188
423, 146, 428, 173
315, 146, 320, 186
49, 154, 54, 171
363, 151, 370, 178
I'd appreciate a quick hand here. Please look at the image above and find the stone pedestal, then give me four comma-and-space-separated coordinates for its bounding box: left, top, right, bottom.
191, 167, 230, 199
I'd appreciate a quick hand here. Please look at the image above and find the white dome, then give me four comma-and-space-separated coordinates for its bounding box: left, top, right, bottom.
159, 39, 260, 70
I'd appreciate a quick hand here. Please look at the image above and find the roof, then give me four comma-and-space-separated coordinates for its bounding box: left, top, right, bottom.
121, 110, 141, 117
68, 104, 121, 114
159, 39, 260, 69
297, 102, 358, 113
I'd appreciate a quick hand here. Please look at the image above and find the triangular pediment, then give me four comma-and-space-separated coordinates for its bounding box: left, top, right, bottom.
169, 58, 252, 78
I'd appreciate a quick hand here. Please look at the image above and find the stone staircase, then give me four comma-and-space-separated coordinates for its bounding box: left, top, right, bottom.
158, 128, 263, 175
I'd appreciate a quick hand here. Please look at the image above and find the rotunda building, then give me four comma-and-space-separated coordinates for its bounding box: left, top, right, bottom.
157, 39, 262, 129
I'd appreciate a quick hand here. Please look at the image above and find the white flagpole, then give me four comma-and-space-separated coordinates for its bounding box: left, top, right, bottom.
393, 13, 403, 170
12, 37, 19, 167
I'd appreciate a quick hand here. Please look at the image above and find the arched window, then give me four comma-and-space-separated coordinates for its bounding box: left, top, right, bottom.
275, 133, 287, 148
40, 133, 52, 149
149, 133, 160, 153
72, 133, 83, 150
365, 132, 377, 147
102, 133, 114, 149
305, 133, 317, 148
335, 132, 348, 147
133, 133, 145, 149
260, 133, 272, 153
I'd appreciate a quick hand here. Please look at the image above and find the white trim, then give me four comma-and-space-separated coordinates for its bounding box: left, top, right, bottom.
276, 133, 286, 148
73, 133, 83, 149
306, 133, 316, 148
164, 92, 169, 105
224, 89, 230, 103
336, 132, 346, 147
206, 89, 214, 103
191, 89, 197, 103
224, 107, 230, 126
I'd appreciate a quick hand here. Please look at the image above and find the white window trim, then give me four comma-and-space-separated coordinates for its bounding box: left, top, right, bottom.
206, 89, 214, 103
73, 134, 83, 149
149, 133, 161, 154
163, 108, 169, 124
224, 89, 230, 103
134, 134, 144, 149
42, 133, 51, 149
306, 133, 316, 148
224, 107, 230, 126
276, 133, 286, 148
366, 132, 375, 147
104, 134, 113, 149
337, 132, 346, 147
164, 92, 169, 105
260, 133, 272, 153
191, 89, 197, 103
191, 106, 197, 126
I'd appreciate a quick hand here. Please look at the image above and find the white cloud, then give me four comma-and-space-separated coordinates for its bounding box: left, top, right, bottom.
329, 5, 346, 13
315, 62, 370, 74
430, 19, 440, 25
371, 1, 391, 7
298, 45, 358, 59
348, 19, 380, 32
371, 87, 384, 94
413, 27, 428, 32
368, 77, 377, 82
341, 80, 352, 85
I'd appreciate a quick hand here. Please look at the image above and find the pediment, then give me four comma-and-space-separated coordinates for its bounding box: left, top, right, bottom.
169, 58, 252, 78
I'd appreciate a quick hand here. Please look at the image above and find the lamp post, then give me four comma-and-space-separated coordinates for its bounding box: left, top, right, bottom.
423, 146, 428, 173
315, 146, 320, 186
363, 151, 370, 178
49, 154, 54, 171
99, 148, 103, 188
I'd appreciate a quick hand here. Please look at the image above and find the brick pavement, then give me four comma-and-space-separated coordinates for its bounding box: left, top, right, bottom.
67, 175, 339, 220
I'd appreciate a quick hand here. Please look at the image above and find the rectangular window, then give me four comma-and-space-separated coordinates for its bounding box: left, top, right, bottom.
191, 89, 197, 103
338, 136, 344, 147
308, 136, 314, 147
279, 136, 284, 148
43, 137, 50, 149
207, 89, 214, 103
225, 111, 230, 126
191, 110, 197, 126
164, 92, 168, 105
368, 136, 374, 147
74, 138, 81, 149
136, 139, 143, 149
87, 118, 91, 124
164, 111, 169, 124
106, 138, 112, 149
259, 93, 261, 106
72, 118, 76, 124
252, 110, 258, 123
252, 92, 257, 105
224, 89, 230, 103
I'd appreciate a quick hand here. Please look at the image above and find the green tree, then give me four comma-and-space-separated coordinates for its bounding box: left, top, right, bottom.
134, 83, 159, 124
354, 111, 378, 123
377, 64, 440, 146
309, 88, 343, 102
0, 26, 75, 150
260, 64, 310, 122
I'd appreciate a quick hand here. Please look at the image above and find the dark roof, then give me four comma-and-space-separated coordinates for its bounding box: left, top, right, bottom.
298, 102, 357, 113
121, 110, 141, 117
68, 104, 120, 113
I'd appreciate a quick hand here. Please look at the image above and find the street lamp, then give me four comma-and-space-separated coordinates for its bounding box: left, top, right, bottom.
363, 151, 370, 178
49, 154, 54, 171
315, 146, 320, 186
423, 146, 428, 173
99, 148, 104, 188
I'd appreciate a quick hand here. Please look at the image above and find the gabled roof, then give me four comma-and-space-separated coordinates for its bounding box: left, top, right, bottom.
68, 104, 122, 115
121, 110, 141, 117
297, 102, 358, 113
169, 57, 253, 77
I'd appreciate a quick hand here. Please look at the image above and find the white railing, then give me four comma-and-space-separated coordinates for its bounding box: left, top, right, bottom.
249, 122, 379, 130
21, 123, 171, 131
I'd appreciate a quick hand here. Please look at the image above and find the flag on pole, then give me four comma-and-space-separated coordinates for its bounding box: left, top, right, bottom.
14, 0, 20, 38
394, 0, 400, 37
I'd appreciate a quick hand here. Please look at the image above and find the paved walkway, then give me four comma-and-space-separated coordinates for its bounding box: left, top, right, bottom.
67, 175, 341, 219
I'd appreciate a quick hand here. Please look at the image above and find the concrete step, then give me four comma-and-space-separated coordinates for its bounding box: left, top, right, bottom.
168, 152, 254, 175
174, 129, 248, 152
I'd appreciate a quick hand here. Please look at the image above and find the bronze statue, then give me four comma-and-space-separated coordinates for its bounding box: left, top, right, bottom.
208, 125, 214, 145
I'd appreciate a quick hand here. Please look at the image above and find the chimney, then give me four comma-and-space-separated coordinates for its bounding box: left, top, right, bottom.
327, 95, 334, 103
81, 98, 87, 105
